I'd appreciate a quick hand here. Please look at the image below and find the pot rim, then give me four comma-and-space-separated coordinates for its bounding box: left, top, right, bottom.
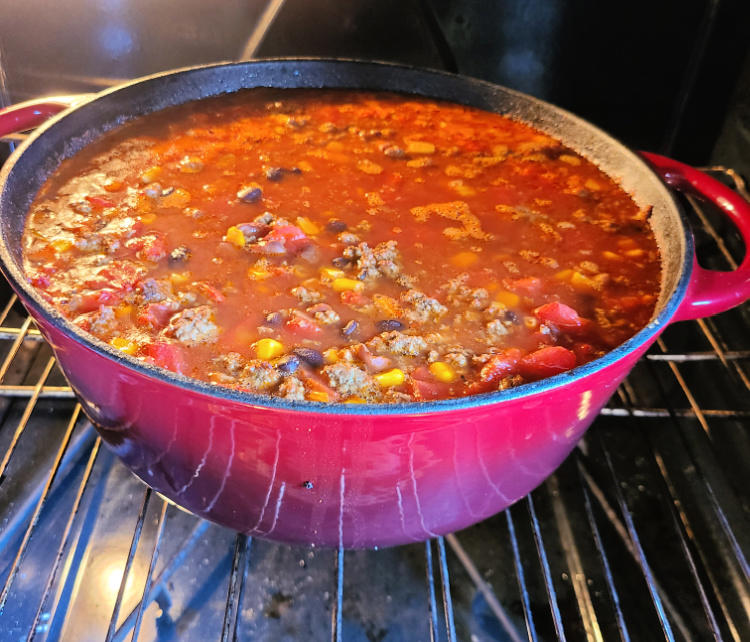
0, 58, 693, 416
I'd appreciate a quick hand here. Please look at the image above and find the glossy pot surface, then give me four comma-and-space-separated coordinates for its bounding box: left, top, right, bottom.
1, 60, 749, 547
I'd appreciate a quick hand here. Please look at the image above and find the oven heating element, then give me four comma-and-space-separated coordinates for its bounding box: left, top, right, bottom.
0, 171, 746, 641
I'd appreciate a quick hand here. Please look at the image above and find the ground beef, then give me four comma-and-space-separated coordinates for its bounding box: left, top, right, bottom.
343, 240, 403, 282
165, 305, 219, 345
400, 289, 448, 324
367, 330, 428, 356
323, 363, 379, 399
306, 303, 340, 325
90, 306, 117, 335
443, 275, 489, 310
212, 352, 246, 376
443, 350, 472, 369
338, 232, 360, 245
238, 360, 282, 390
486, 319, 510, 341
277, 376, 306, 400
291, 285, 323, 305
140, 278, 173, 303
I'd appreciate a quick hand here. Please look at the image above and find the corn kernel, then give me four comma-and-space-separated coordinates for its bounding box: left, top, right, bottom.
140, 166, 162, 184
254, 338, 284, 360
323, 348, 339, 364
495, 291, 520, 307
307, 391, 330, 402
114, 304, 133, 319
601, 251, 621, 261
584, 178, 601, 191
570, 271, 596, 291
169, 271, 191, 286
625, 248, 644, 258
140, 213, 156, 224
225, 226, 246, 248
374, 368, 406, 388
49, 238, 72, 253
555, 269, 574, 281
103, 178, 124, 192
332, 278, 364, 293
109, 337, 138, 355
357, 159, 383, 175
296, 216, 321, 235
344, 397, 365, 404
247, 267, 271, 280
320, 267, 346, 281
406, 141, 435, 154
450, 251, 479, 268
429, 361, 457, 383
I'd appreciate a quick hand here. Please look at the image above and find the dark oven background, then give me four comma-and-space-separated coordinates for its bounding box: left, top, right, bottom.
0, 2, 748, 642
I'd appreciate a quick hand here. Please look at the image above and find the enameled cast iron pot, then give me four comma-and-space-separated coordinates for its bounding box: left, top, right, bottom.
1, 60, 749, 548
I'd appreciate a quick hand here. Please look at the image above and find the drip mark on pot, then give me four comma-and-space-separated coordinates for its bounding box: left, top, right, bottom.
396, 484, 423, 542
250, 429, 281, 532
263, 482, 286, 536
338, 468, 346, 548
204, 419, 236, 513
176, 414, 215, 496
409, 434, 438, 538
476, 439, 512, 504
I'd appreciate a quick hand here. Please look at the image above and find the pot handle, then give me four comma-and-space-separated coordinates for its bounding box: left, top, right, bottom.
0, 95, 92, 138
641, 151, 750, 322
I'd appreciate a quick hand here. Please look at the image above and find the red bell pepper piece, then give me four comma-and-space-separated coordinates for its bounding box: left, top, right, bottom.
85, 195, 115, 209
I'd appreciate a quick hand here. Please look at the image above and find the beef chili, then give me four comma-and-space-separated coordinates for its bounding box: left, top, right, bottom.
21, 89, 661, 403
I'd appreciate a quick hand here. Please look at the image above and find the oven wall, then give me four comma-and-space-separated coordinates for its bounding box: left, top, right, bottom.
0, 0, 748, 170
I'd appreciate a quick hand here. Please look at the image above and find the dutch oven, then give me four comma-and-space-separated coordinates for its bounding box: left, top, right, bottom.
0, 60, 748, 548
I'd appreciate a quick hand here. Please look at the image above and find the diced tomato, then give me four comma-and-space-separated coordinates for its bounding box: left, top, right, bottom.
258, 225, 309, 254
143, 342, 187, 375
29, 273, 51, 289
285, 311, 322, 337
98, 261, 146, 291
137, 303, 174, 330
196, 282, 226, 303
71, 289, 123, 313
339, 290, 368, 308
139, 235, 167, 262
535, 302, 582, 329
297, 369, 340, 402
465, 348, 524, 394
85, 195, 115, 209
506, 276, 542, 296
517, 346, 576, 381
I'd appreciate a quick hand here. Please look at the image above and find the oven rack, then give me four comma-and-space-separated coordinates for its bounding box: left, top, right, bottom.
0, 169, 747, 641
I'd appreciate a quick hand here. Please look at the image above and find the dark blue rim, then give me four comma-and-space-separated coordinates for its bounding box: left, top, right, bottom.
0, 58, 693, 416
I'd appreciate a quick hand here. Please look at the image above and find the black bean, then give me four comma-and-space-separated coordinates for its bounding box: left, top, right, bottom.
276, 355, 300, 375
289, 167, 302, 174
237, 184, 263, 203
331, 256, 351, 269
160, 186, 175, 197
292, 347, 324, 369
265, 167, 284, 181
325, 219, 347, 233
504, 310, 520, 324
302, 480, 314, 489
168, 245, 191, 264
375, 319, 404, 332
341, 320, 358, 337
264, 312, 283, 326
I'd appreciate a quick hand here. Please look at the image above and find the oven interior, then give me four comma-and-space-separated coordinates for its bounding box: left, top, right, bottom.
0, 1, 748, 640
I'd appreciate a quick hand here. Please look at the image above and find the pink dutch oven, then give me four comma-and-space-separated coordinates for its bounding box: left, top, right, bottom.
0, 60, 748, 548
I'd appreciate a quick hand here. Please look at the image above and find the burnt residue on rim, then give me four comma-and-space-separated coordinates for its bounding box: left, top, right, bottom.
0, 59, 691, 417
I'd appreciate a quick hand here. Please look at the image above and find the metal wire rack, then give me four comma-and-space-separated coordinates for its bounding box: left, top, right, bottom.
0, 169, 747, 641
